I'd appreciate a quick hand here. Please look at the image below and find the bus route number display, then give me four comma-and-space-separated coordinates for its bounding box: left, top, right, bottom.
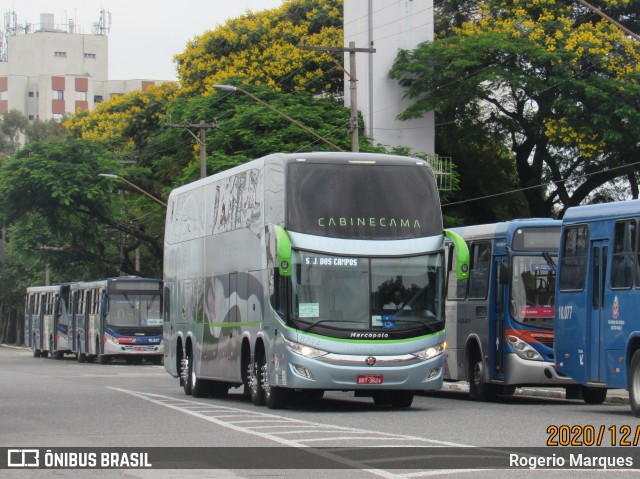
304, 256, 359, 267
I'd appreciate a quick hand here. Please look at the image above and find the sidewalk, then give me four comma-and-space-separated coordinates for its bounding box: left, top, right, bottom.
441, 381, 629, 405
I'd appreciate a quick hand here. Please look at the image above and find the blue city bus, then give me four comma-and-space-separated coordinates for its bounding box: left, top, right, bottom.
444, 219, 595, 401
555, 199, 640, 414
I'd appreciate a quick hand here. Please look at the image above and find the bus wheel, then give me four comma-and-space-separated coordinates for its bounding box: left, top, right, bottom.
469, 357, 496, 401
40, 350, 49, 358
629, 351, 640, 417
77, 351, 86, 363
187, 351, 208, 398
581, 386, 607, 405
32, 339, 41, 358
248, 353, 266, 406
181, 356, 192, 395
390, 391, 414, 408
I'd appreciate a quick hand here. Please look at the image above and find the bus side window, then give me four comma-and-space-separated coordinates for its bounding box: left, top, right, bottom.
270, 269, 286, 317
611, 220, 635, 289
468, 242, 491, 299
559, 225, 588, 291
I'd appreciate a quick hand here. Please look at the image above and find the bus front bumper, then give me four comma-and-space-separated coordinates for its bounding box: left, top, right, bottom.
503, 353, 575, 386
274, 351, 445, 391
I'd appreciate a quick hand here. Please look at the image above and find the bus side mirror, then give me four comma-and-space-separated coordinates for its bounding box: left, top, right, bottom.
444, 230, 470, 281
272, 225, 292, 277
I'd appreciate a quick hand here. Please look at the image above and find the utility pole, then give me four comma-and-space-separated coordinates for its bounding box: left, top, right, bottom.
300, 42, 376, 152
166, 120, 217, 178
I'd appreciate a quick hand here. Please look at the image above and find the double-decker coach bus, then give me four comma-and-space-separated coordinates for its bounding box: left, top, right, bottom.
163, 152, 469, 409
70, 277, 163, 364
554, 200, 640, 415
25, 283, 72, 359
444, 219, 601, 402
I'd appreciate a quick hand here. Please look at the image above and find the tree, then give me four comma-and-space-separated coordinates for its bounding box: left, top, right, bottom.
390, 0, 640, 217
175, 0, 343, 96
0, 109, 28, 156
0, 139, 163, 279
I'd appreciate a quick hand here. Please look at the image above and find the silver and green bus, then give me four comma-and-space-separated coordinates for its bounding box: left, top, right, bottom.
163, 152, 469, 409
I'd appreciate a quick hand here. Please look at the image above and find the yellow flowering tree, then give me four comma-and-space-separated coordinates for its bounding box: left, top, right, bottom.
391, 0, 640, 217
175, 0, 343, 95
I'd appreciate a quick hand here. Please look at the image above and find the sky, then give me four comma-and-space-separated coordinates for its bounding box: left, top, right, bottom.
3, 0, 286, 80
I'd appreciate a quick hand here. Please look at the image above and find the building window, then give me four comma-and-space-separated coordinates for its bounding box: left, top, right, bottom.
76, 91, 87, 101
54, 51, 67, 58
28, 91, 34, 97
84, 53, 96, 59
54, 90, 64, 100
0, 91, 6, 101
28, 115, 34, 120
53, 113, 64, 121
94, 95, 103, 103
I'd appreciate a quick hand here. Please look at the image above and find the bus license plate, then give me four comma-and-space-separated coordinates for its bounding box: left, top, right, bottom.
357, 375, 383, 385
133, 346, 146, 351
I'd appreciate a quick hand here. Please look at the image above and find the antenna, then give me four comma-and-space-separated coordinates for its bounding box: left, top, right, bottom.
92, 9, 111, 35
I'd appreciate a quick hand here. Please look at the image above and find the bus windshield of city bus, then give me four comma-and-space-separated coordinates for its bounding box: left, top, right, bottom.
290, 251, 444, 336
510, 255, 556, 329
108, 293, 163, 327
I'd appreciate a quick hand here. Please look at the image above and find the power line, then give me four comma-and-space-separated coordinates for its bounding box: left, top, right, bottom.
442, 160, 640, 207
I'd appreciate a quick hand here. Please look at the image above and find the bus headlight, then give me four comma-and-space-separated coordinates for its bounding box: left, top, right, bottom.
507, 335, 542, 361
283, 337, 328, 359
413, 341, 446, 360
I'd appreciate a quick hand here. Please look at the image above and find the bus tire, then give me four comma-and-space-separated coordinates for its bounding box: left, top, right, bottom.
581, 386, 607, 405
41, 350, 49, 358
97, 338, 109, 364
187, 351, 208, 398
266, 386, 289, 410
629, 351, 640, 417
32, 338, 41, 358
77, 349, 87, 363
390, 390, 414, 408
249, 352, 266, 406
469, 357, 497, 401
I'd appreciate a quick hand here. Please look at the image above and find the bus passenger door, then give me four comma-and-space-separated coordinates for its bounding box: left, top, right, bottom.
493, 257, 508, 380
589, 240, 608, 383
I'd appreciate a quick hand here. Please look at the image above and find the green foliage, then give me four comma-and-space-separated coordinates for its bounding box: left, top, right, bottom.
175, 0, 343, 96
391, 0, 640, 218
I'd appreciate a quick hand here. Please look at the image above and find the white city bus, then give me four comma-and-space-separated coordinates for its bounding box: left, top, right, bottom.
25, 283, 72, 359
163, 152, 469, 409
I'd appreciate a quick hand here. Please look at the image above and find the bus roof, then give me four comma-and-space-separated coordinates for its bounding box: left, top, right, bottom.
563, 199, 640, 224
167, 151, 434, 199
449, 218, 560, 241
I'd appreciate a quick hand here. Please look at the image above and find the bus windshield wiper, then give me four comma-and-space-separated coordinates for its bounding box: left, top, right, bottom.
296, 319, 363, 332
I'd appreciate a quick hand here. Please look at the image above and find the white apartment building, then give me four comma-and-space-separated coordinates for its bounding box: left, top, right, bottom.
0, 12, 169, 122
344, 0, 435, 155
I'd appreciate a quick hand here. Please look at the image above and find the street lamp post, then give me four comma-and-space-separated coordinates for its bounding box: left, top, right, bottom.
98, 174, 167, 207
212, 84, 343, 152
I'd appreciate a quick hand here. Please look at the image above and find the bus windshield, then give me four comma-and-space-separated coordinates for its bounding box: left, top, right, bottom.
510, 255, 556, 329
290, 251, 444, 336
108, 293, 163, 327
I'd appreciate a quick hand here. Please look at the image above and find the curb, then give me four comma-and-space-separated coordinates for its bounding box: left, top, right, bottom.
441, 381, 629, 405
